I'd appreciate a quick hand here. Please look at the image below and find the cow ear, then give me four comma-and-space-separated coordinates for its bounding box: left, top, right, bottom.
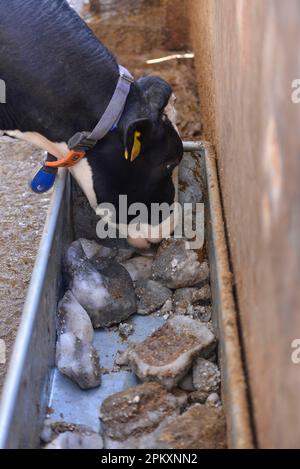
138, 76, 172, 117
124, 118, 152, 162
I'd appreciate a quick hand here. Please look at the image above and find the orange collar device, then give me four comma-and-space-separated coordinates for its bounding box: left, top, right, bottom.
44, 132, 97, 168
44, 150, 86, 168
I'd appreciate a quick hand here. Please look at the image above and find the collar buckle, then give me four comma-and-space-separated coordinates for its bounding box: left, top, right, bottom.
120, 71, 135, 84
67, 131, 97, 152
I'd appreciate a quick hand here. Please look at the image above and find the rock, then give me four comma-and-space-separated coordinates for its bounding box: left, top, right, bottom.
177, 152, 206, 248
192, 305, 212, 322
64, 241, 136, 328
160, 298, 173, 314
173, 285, 211, 314
78, 238, 135, 263
114, 349, 129, 366
135, 280, 172, 315
173, 288, 196, 314
55, 290, 101, 389
45, 430, 103, 449
187, 390, 210, 405
178, 372, 195, 392
151, 239, 209, 288
63, 242, 112, 325
206, 392, 222, 408
193, 358, 221, 393
186, 304, 194, 316
41, 420, 101, 444
118, 322, 134, 338
157, 404, 226, 449
188, 284, 211, 304
89, 257, 137, 327
63, 240, 87, 283
79, 238, 112, 260
182, 304, 212, 322
178, 152, 204, 208
121, 256, 153, 281
124, 315, 216, 389
114, 246, 136, 263
100, 382, 186, 448
56, 333, 101, 389
57, 291, 94, 343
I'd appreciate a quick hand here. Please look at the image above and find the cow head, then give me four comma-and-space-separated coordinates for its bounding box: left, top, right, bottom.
71, 76, 183, 249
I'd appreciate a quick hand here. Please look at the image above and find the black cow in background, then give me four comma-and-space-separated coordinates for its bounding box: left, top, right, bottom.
0, 0, 183, 248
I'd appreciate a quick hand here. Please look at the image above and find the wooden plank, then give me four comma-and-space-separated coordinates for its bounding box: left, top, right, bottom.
190, 0, 300, 448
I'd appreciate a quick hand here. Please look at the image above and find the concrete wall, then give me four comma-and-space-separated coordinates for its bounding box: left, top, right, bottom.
190, 0, 300, 448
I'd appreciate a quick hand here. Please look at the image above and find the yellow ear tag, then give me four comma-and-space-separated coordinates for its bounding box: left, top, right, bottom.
130, 130, 141, 162
124, 130, 141, 162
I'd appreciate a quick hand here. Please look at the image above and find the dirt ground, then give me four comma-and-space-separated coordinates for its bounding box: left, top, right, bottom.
0, 0, 200, 392
0, 139, 49, 389
73, 0, 201, 138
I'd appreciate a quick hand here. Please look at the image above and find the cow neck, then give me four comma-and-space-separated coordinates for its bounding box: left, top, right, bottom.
44, 65, 134, 169
30, 64, 134, 193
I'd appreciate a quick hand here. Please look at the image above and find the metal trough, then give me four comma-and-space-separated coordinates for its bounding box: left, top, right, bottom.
0, 142, 253, 449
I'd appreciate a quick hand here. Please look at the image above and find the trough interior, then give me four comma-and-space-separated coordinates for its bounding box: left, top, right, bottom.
46, 149, 214, 439
0, 0, 252, 449
0, 147, 225, 448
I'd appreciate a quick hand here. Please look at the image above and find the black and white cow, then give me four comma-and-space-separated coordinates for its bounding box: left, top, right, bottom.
0, 0, 183, 248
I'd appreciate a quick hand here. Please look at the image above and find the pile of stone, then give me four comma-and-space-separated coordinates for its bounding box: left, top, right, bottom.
47, 152, 226, 449
49, 234, 225, 449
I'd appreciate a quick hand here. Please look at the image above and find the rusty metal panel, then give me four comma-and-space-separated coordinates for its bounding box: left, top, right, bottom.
190, 0, 300, 448
203, 141, 253, 449
0, 170, 72, 449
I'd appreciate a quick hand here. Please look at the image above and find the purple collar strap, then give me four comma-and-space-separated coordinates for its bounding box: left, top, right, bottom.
66, 64, 134, 153
88, 64, 134, 141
